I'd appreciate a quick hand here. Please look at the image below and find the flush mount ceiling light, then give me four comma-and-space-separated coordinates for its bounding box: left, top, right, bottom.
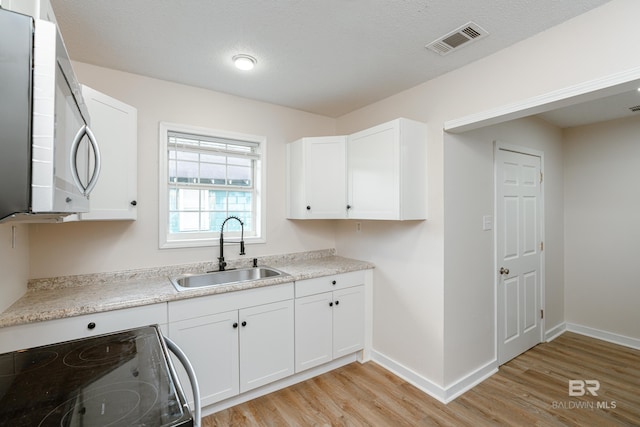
233, 54, 257, 71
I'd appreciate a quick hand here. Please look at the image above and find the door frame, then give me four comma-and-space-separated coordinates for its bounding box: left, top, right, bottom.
494, 141, 546, 364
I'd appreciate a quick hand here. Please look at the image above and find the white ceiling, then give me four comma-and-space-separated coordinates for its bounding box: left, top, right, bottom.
50, 0, 616, 119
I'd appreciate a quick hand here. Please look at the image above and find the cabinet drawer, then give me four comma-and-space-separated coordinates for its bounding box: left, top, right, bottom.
295, 270, 365, 298
0, 303, 168, 354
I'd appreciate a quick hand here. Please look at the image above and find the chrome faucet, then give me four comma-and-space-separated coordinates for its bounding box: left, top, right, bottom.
218, 216, 245, 271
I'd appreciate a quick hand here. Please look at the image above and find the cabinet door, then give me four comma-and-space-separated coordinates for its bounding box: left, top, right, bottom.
239, 300, 294, 392
294, 292, 333, 372
305, 137, 346, 218
347, 122, 400, 219
80, 85, 138, 220
287, 136, 346, 219
168, 310, 239, 407
332, 285, 365, 358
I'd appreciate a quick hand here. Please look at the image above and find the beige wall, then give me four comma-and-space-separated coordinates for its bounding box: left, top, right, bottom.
444, 117, 565, 384
564, 116, 640, 339
27, 63, 339, 278
335, 87, 446, 384
2, 0, 638, 399
336, 0, 640, 392
0, 224, 29, 312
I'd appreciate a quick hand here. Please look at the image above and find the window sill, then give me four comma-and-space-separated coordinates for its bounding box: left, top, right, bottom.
160, 236, 265, 250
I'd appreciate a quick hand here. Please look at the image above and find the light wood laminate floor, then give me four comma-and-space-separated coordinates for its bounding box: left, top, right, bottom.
202, 333, 640, 426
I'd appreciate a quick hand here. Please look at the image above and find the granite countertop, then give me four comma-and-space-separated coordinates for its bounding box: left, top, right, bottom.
0, 250, 373, 328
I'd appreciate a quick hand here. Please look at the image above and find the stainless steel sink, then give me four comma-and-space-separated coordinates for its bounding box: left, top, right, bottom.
170, 266, 289, 291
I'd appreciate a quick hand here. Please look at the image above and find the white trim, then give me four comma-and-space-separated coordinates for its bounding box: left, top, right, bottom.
201, 353, 358, 417
545, 322, 640, 350
371, 350, 448, 402
371, 350, 498, 404
566, 323, 640, 350
494, 142, 546, 364
443, 360, 498, 403
545, 322, 567, 342
445, 66, 640, 133
370, 321, 640, 406
158, 122, 267, 249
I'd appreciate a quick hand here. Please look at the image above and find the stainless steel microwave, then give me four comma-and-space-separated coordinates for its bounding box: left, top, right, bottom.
0, 7, 100, 223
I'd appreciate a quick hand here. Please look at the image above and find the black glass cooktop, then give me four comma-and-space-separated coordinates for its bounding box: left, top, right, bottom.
0, 325, 193, 426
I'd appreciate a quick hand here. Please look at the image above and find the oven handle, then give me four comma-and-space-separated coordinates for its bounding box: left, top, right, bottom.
164, 336, 201, 427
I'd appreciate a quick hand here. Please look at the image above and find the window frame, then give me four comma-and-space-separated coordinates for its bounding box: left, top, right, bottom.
159, 122, 266, 249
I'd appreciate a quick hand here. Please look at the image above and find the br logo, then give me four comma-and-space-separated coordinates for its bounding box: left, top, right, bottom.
568, 380, 600, 396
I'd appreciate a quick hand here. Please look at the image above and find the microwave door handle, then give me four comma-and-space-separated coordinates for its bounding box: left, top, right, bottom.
69, 125, 86, 194
69, 125, 101, 196
84, 125, 101, 196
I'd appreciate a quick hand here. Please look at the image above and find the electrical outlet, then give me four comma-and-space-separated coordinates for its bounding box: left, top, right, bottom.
482, 215, 493, 231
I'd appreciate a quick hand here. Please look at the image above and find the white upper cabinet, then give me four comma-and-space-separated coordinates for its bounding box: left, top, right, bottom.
79, 85, 138, 220
347, 118, 427, 220
286, 136, 347, 219
286, 118, 427, 221
1, 0, 57, 23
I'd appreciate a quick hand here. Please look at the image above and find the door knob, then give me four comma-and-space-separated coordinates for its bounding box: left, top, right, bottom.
499, 267, 510, 275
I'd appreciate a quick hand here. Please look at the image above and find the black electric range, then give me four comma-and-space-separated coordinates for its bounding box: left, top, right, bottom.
0, 325, 193, 426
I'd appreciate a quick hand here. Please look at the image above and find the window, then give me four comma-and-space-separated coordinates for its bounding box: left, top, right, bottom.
159, 123, 265, 248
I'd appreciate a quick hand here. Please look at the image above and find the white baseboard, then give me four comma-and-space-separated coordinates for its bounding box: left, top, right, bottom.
370, 350, 448, 403
371, 322, 640, 406
566, 323, 640, 350
200, 324, 639, 417
201, 353, 357, 417
545, 322, 567, 342
443, 360, 498, 403
371, 350, 498, 404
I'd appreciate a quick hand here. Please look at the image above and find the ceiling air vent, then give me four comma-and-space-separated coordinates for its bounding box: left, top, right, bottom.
629, 105, 640, 112
426, 22, 489, 56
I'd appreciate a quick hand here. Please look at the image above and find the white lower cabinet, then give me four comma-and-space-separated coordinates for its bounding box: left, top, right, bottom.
0, 271, 369, 412
332, 286, 366, 357
239, 300, 294, 392
295, 293, 333, 371
168, 310, 240, 407
294, 271, 365, 373
0, 303, 168, 354
167, 284, 295, 407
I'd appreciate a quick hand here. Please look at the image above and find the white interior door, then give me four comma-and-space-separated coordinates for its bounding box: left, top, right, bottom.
496, 147, 543, 364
